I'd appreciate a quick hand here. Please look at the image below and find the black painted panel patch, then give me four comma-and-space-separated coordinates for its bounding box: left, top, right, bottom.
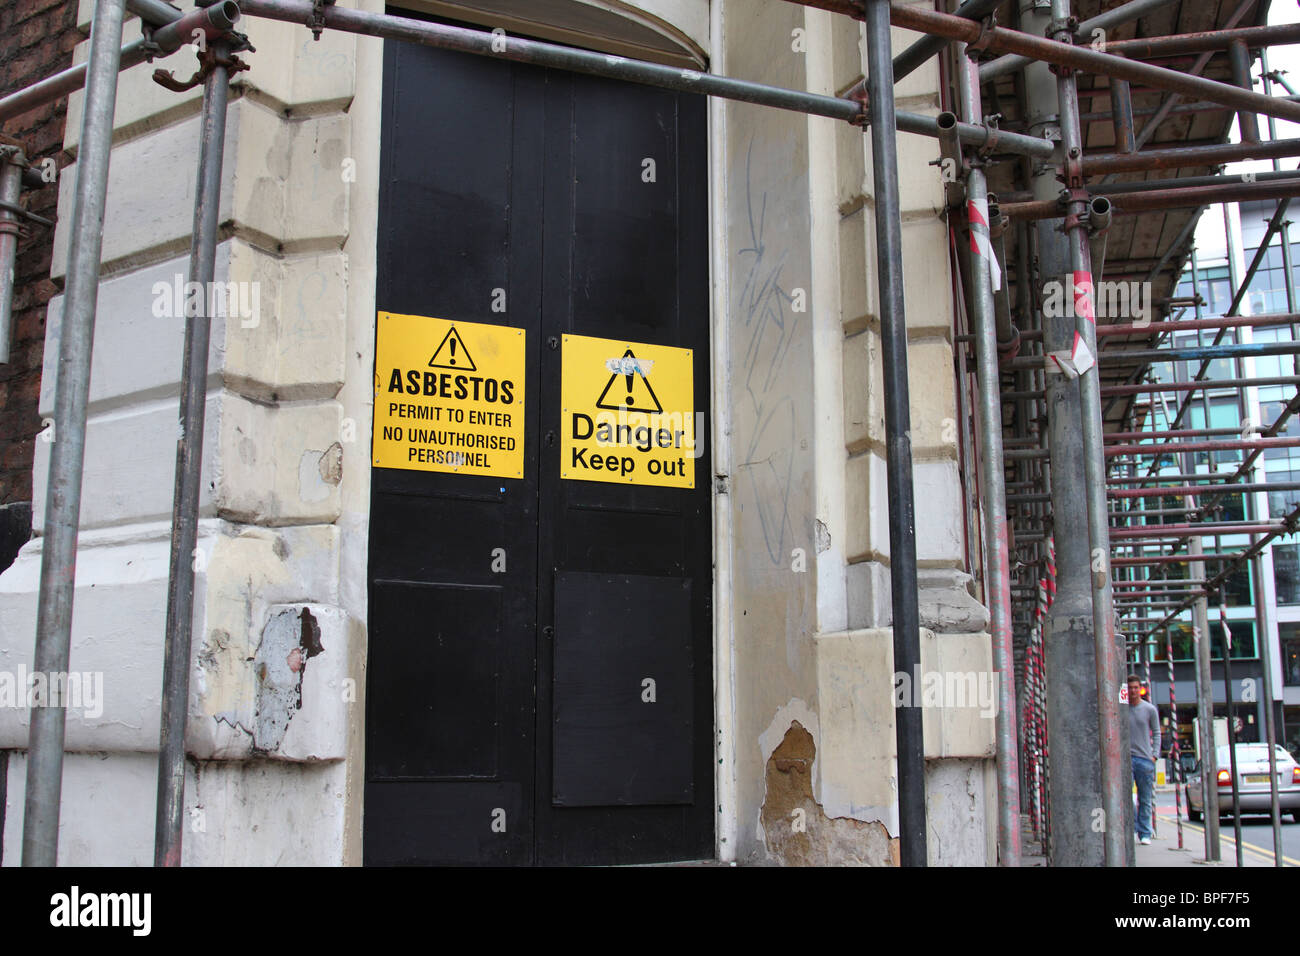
552, 571, 693, 806
367, 581, 503, 780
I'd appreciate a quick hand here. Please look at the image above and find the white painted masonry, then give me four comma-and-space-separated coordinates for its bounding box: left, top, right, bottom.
2, 0, 360, 865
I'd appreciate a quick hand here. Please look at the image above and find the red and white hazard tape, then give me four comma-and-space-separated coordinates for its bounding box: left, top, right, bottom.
1047, 271, 1097, 379
967, 196, 1002, 294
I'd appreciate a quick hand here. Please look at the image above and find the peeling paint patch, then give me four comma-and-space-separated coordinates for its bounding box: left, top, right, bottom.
318, 442, 343, 485
252, 607, 325, 753
605, 355, 653, 376
759, 721, 896, 867
815, 519, 831, 553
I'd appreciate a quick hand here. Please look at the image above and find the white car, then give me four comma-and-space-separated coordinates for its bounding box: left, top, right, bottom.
1185, 744, 1300, 822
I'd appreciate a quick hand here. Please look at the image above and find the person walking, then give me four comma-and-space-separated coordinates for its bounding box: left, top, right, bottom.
1128, 674, 1161, 846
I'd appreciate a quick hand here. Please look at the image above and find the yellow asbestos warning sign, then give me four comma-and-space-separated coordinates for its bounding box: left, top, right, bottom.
561, 334, 696, 488
373, 312, 525, 478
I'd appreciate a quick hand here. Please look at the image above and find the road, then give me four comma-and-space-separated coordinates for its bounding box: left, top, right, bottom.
1150, 788, 1300, 866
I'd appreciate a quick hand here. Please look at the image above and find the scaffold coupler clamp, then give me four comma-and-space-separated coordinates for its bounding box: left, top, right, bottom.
1048, 15, 1079, 42
1061, 187, 1090, 233
152, 33, 254, 93
0, 141, 25, 240
309, 0, 337, 41
967, 14, 999, 57
1061, 138, 1085, 189
845, 77, 869, 129
139, 33, 163, 62
1047, 15, 1079, 75
976, 113, 1004, 161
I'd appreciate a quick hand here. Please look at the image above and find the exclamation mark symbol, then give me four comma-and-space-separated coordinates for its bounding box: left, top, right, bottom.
625, 365, 635, 407
448, 335, 457, 366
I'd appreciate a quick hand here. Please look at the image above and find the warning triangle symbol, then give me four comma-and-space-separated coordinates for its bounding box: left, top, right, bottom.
596, 349, 663, 414
428, 326, 477, 372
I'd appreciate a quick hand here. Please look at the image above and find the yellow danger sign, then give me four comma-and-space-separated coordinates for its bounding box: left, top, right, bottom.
373, 312, 525, 478
561, 333, 696, 488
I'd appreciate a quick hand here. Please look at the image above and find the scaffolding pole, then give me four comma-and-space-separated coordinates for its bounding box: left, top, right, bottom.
21, 0, 128, 868
1020, 0, 1108, 868
0, 146, 24, 365
954, 48, 1021, 866
863, 0, 926, 867
1050, 0, 1127, 868
154, 39, 234, 868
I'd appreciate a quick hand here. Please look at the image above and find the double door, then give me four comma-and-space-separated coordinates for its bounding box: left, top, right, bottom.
364, 25, 713, 866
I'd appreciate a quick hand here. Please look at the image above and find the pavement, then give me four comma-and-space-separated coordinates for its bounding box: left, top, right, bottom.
1138, 787, 1298, 867
1136, 808, 1269, 867
1021, 786, 1297, 866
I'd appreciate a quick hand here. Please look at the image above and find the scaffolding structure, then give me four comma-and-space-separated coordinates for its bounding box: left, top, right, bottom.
2, 0, 1298, 867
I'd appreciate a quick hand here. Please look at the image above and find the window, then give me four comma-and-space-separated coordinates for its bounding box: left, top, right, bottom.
1219, 562, 1252, 608
1267, 471, 1300, 519
1154, 618, 1257, 662
1276, 545, 1300, 605
1283, 634, 1300, 687
1242, 241, 1300, 316
1187, 396, 1244, 468
1260, 398, 1300, 465
1251, 329, 1298, 381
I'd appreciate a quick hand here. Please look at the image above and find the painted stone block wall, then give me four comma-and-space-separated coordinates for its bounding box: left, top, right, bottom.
721, 0, 997, 865
0, 1, 361, 866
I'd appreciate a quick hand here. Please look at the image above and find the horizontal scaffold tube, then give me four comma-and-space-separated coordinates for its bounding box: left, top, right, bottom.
0, 1, 235, 123
1110, 523, 1286, 538
1002, 179, 1300, 219
889, 3, 1300, 125
1102, 21, 1300, 59
1106, 437, 1300, 456
1085, 138, 1300, 175
978, 0, 1178, 81
1109, 482, 1300, 498
236, 0, 1057, 156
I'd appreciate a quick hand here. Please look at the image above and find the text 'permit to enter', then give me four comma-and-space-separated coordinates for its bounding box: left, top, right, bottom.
373, 312, 526, 478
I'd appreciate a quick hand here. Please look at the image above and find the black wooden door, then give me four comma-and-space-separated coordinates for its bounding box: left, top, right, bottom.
365, 24, 712, 866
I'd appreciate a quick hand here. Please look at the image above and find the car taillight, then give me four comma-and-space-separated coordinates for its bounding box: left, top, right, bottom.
1217, 769, 1232, 787
1293, 767, 1300, 784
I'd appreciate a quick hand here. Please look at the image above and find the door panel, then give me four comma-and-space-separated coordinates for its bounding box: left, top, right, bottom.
367, 582, 504, 780
533, 53, 713, 867
552, 571, 695, 808
365, 30, 543, 867
366, 17, 712, 866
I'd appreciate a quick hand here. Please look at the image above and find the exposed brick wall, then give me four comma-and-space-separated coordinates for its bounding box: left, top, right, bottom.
0, 0, 81, 506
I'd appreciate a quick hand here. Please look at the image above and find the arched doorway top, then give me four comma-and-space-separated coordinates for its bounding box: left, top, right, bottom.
396, 0, 709, 69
